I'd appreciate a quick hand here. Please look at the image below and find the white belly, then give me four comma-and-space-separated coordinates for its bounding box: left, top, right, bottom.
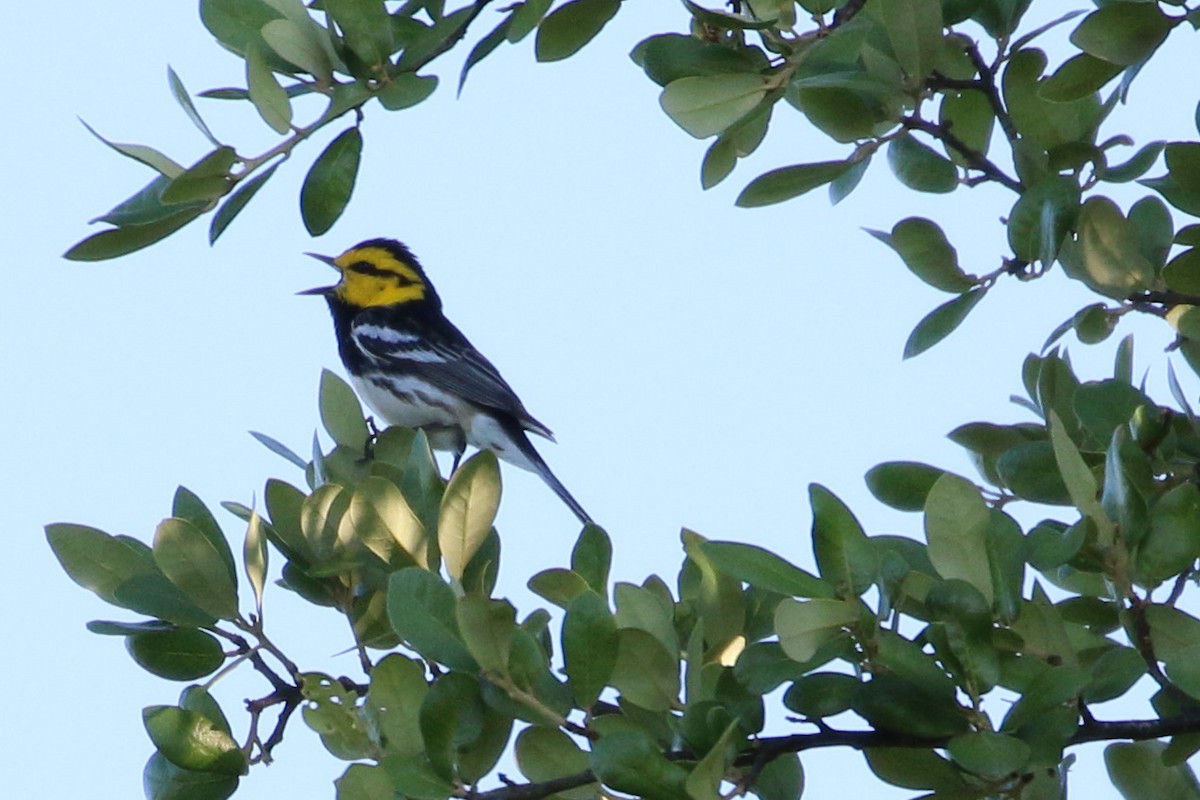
350, 372, 538, 472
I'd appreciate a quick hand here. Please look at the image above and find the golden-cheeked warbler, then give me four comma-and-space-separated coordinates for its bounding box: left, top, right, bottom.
301, 238, 592, 525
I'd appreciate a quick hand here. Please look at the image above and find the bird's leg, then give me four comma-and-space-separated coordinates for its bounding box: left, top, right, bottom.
360, 416, 381, 463
450, 429, 466, 475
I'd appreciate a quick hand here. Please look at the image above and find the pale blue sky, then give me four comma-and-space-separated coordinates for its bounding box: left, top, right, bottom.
5, 3, 1198, 799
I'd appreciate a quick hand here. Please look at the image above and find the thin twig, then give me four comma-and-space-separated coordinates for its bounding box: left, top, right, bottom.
962, 39, 1019, 141
901, 114, 1023, 192
465, 709, 1200, 800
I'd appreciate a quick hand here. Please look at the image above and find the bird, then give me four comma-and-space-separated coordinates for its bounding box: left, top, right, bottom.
300, 238, 593, 525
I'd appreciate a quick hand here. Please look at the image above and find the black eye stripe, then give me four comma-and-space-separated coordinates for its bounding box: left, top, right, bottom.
347, 260, 415, 285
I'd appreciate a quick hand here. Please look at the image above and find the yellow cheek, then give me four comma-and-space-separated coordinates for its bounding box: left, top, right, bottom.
338, 275, 426, 307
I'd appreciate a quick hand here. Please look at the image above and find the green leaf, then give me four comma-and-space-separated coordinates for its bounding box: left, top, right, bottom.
1133, 193, 1178, 270
1072, 303, 1117, 344
209, 162, 280, 244
887, 133, 958, 194
261, 17, 333, 79
662, 73, 769, 139
829, 155, 871, 204
1040, 53, 1122, 102
571, 524, 612, 598
153, 518, 240, 621
379, 73, 439, 110
809, 484, 875, 597
685, 721, 738, 800
877, 0, 943, 80
515, 726, 592, 789
200, 0, 286, 63
243, 509, 268, 615
1071, 4, 1172, 67
319, 368, 368, 449
610, 628, 680, 711
336, 764, 396, 800
562, 590, 618, 708
634, 33, 766, 87
701, 541, 832, 598
167, 66, 221, 146
64, 207, 205, 261
1103, 140, 1165, 183
903, 287, 987, 358
365, 654, 428, 759
535, 0, 620, 62
144, 705, 247, 775
439, 450, 501, 580
386, 568, 477, 670
459, 17, 510, 95
614, 582, 678, 657
864, 747, 965, 794
88, 175, 203, 228
143, 752, 238, 800
869, 217, 974, 293
1074, 379, 1147, 443
947, 732, 1031, 781
751, 754, 804, 800
246, 44, 293, 134
1048, 411, 1109, 543
509, 0, 554, 43
161, 146, 238, 204
775, 598, 858, 662
736, 159, 851, 207
924, 474, 993, 603
701, 137, 737, 190
349, 475, 429, 569
938, 91, 995, 164
784, 671, 859, 718
1085, 645, 1146, 702
1106, 741, 1200, 800
1065, 196, 1155, 298
997, 442, 1072, 505
46, 524, 215, 625
456, 595, 516, 674
127, 628, 225, 681
301, 126, 362, 236
302, 672, 374, 761
589, 731, 690, 800
79, 119, 183, 177
854, 674, 970, 738
865, 461, 946, 512
88, 619, 177, 636
1169, 305, 1200, 341
1165, 248, 1200, 294
172, 487, 237, 589
325, 0, 394, 66
682, 530, 746, 655
1003, 48, 1103, 151
528, 567, 589, 608
1139, 484, 1200, 586
1006, 175, 1080, 265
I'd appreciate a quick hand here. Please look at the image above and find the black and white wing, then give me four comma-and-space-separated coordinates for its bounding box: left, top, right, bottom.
350, 311, 555, 440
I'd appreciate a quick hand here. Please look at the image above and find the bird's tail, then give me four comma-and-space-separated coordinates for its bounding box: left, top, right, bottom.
506, 423, 593, 526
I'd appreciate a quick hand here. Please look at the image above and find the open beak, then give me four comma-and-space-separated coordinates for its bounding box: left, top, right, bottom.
298, 252, 341, 296
306, 252, 340, 269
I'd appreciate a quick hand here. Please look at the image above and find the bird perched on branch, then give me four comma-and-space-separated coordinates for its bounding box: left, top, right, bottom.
301, 238, 592, 525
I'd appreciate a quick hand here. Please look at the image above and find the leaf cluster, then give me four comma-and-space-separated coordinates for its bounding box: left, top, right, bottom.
47, 349, 1200, 800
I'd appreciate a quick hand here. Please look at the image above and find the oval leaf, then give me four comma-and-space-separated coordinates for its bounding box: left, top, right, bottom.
301, 126, 362, 236
439, 450, 501, 581
736, 160, 850, 207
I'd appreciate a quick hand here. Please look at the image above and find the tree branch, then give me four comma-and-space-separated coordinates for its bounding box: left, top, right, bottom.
901, 115, 1023, 192
1128, 290, 1200, 311
466, 710, 1200, 800
961, 39, 1019, 142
